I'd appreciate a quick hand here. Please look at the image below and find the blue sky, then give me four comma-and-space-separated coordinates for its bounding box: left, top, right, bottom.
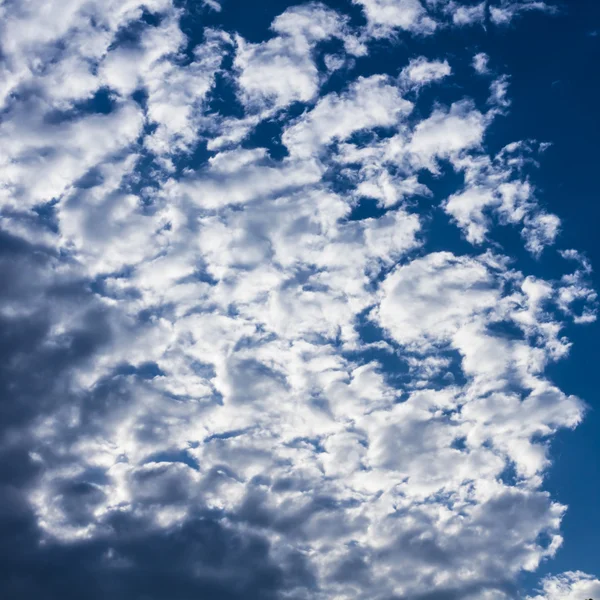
0, 1, 599, 599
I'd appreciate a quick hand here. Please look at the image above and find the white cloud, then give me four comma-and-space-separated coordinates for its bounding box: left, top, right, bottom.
489, 74, 512, 107
234, 33, 320, 113
409, 100, 487, 168
233, 3, 361, 115
524, 211, 561, 255
283, 75, 413, 157
557, 251, 598, 323
400, 56, 452, 87
445, 186, 500, 243
443, 143, 562, 253
447, 1, 487, 25
0, 1, 596, 599
170, 152, 324, 209
203, 0, 222, 10
490, 1, 558, 25
376, 252, 500, 348
527, 571, 600, 600
0, 102, 144, 209
0, 0, 174, 109
354, 0, 437, 36
473, 51, 491, 74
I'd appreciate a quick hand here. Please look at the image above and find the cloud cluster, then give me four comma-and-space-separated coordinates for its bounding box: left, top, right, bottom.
353, 0, 558, 35
0, 0, 595, 599
527, 572, 600, 600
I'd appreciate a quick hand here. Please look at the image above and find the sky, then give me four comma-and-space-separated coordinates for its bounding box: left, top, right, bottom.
0, 0, 599, 599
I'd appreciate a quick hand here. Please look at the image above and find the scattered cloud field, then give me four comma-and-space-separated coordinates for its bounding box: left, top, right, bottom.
0, 1, 598, 598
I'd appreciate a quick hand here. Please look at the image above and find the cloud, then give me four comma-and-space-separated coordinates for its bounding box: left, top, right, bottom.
0, 0, 596, 599
233, 3, 362, 116
400, 56, 452, 88
0, 101, 144, 209
282, 74, 413, 158
203, 0, 222, 11
446, 1, 487, 26
353, 0, 556, 35
490, 1, 558, 25
473, 52, 491, 74
527, 571, 600, 600
170, 149, 324, 208
409, 100, 487, 168
353, 0, 437, 37
376, 252, 500, 348
0, 0, 174, 109
443, 142, 562, 252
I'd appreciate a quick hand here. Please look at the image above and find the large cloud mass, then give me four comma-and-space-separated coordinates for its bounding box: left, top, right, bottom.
0, 0, 597, 598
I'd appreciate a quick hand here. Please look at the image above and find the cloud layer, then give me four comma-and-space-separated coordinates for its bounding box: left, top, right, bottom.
0, 0, 596, 598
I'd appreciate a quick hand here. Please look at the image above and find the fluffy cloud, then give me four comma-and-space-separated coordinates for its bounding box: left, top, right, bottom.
443, 142, 562, 249
0, 102, 144, 209
446, 1, 487, 26
400, 56, 452, 87
409, 100, 487, 167
283, 74, 413, 158
473, 51, 491, 73
0, 0, 596, 599
353, 0, 557, 36
353, 0, 437, 36
527, 571, 600, 600
376, 252, 500, 348
234, 3, 361, 115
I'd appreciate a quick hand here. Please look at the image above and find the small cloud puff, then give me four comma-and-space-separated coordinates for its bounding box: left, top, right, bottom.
400, 56, 452, 88
473, 51, 491, 74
